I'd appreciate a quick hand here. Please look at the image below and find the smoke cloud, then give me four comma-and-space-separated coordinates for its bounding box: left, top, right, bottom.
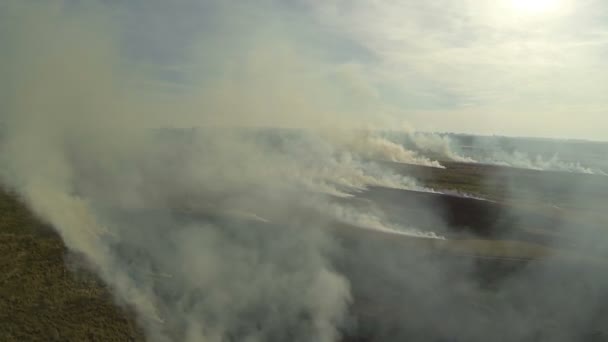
471, 150, 603, 174
340, 130, 445, 168
3, 1, 608, 342
394, 127, 606, 175
0, 1, 378, 341
0, 1, 445, 341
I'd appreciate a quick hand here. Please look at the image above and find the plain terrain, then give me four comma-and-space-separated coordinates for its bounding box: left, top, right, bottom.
1, 160, 607, 341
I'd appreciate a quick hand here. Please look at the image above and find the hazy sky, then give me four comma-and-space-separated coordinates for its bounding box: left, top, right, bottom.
48, 1, 608, 140
306, 0, 608, 140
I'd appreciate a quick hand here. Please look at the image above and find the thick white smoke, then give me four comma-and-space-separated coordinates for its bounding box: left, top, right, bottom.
402, 130, 475, 163
8, 3, 607, 342
0, 2, 449, 341
0, 2, 368, 341
327, 203, 446, 240
251, 130, 427, 198
473, 150, 602, 174
397, 126, 605, 175
341, 130, 445, 168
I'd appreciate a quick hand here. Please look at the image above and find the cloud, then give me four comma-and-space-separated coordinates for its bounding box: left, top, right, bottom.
305, 0, 608, 140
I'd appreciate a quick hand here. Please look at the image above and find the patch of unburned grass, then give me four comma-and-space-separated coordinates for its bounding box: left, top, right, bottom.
0, 233, 145, 341
0, 188, 144, 341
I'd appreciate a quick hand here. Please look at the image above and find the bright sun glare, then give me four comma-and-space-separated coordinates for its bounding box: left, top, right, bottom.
511, 0, 561, 14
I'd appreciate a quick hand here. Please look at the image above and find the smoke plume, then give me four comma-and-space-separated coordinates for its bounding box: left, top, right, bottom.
3, 2, 608, 342
0, 1, 402, 340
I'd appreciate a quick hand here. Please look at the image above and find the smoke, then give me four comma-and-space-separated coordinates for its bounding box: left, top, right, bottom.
326, 202, 446, 240
0, 1, 374, 341
339, 130, 446, 168
0, 1, 449, 341
247, 129, 428, 198
395, 126, 605, 174
410, 135, 474, 163
473, 150, 603, 174
3, 2, 608, 342
332, 154, 608, 341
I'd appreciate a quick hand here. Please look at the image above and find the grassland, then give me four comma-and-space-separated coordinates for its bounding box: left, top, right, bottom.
0, 189, 144, 341
1, 160, 607, 341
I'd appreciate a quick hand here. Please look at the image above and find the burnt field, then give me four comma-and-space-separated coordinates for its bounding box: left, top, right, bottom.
328, 160, 608, 341
1, 161, 608, 341
381, 161, 608, 238
334, 161, 608, 341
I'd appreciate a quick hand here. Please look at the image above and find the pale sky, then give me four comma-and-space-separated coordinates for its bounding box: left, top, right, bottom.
304, 0, 608, 140
11, 0, 608, 140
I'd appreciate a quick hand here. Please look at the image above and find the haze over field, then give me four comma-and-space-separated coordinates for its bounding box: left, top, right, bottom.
1, 1, 608, 341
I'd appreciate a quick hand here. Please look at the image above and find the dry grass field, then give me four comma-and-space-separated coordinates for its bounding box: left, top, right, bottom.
1, 160, 607, 341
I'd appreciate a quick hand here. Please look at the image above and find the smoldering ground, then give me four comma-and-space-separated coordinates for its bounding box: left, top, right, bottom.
2, 1, 608, 342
